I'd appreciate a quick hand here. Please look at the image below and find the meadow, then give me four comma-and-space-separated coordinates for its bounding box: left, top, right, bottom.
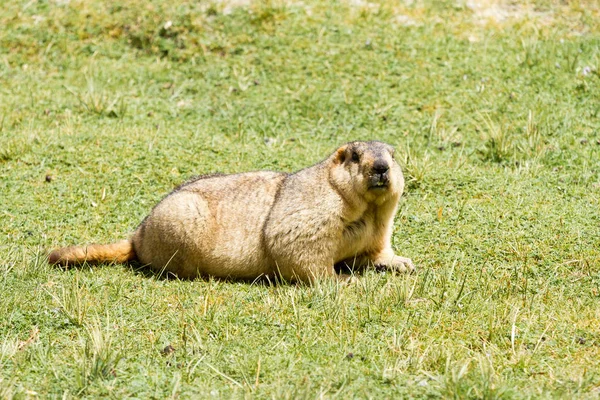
1, 0, 600, 397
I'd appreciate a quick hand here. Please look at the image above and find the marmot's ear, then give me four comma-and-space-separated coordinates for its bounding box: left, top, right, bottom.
334, 145, 348, 164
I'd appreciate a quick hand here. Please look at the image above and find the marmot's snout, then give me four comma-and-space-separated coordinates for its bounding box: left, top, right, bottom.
373, 159, 389, 174
369, 158, 391, 189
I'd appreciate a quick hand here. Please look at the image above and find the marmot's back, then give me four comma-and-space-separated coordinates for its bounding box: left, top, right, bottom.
132, 171, 287, 278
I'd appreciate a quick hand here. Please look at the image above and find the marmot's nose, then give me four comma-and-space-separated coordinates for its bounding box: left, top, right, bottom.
373, 160, 389, 174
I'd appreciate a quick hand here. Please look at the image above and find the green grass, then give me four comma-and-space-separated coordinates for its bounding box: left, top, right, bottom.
1, 0, 600, 397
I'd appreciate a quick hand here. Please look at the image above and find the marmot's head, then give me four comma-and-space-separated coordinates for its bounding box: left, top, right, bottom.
330, 141, 404, 203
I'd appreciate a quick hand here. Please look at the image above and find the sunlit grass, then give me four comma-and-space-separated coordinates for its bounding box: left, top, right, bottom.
1, 0, 600, 397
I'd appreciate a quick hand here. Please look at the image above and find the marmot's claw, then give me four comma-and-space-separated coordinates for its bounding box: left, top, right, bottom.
397, 257, 416, 273
375, 257, 415, 274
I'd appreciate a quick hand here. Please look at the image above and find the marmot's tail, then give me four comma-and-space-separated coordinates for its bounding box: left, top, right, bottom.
48, 240, 136, 266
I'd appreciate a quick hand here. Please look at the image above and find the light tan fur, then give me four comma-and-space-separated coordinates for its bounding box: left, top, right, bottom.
48, 240, 135, 265
49, 141, 415, 283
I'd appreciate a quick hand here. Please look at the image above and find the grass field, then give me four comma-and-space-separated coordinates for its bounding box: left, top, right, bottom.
1, 0, 600, 397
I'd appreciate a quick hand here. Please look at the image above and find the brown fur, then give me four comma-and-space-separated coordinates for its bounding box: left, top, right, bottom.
48, 141, 415, 283
48, 240, 135, 265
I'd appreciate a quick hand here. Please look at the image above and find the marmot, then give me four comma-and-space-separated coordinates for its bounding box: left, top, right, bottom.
49, 141, 415, 283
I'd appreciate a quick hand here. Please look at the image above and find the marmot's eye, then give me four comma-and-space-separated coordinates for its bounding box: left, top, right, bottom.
351, 152, 360, 162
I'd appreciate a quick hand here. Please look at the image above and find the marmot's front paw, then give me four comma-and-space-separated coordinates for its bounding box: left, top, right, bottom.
375, 256, 415, 274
